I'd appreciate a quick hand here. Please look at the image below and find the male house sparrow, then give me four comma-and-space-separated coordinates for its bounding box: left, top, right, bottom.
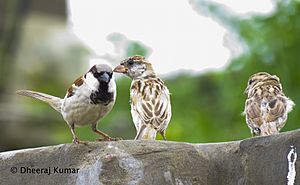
244, 72, 295, 136
17, 64, 117, 144
113, 55, 171, 140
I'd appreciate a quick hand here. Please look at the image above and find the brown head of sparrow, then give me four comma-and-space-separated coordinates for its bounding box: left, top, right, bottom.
17, 64, 118, 144
113, 55, 172, 140
244, 72, 295, 136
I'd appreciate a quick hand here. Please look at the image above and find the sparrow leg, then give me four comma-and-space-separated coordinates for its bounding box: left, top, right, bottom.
91, 124, 120, 141
134, 125, 146, 140
159, 130, 167, 141
70, 123, 88, 145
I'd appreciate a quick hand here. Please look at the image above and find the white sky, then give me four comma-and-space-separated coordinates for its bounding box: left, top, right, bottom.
67, 0, 274, 75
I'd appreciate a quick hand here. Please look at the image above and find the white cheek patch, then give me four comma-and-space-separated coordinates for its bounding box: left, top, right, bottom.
108, 77, 116, 94
138, 67, 146, 73
84, 72, 99, 90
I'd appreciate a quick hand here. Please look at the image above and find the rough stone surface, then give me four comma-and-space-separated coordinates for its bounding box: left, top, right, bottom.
0, 130, 300, 185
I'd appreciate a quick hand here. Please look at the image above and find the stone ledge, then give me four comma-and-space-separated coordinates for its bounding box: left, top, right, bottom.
0, 130, 299, 185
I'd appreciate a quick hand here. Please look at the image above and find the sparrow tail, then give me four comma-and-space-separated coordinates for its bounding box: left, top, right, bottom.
260, 122, 279, 136
135, 125, 157, 140
16, 90, 62, 113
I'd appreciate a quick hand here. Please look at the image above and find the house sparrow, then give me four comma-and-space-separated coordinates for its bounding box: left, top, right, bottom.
244, 72, 295, 136
113, 55, 171, 140
16, 64, 118, 144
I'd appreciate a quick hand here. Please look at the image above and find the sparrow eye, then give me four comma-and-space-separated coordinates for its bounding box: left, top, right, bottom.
93, 73, 100, 78
127, 59, 134, 66
249, 79, 254, 85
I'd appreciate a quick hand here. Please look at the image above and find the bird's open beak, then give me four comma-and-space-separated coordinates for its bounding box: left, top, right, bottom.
113, 65, 128, 73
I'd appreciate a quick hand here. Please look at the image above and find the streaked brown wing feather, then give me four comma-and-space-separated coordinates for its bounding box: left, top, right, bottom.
245, 98, 263, 127
66, 76, 84, 98
131, 79, 169, 129
265, 96, 286, 123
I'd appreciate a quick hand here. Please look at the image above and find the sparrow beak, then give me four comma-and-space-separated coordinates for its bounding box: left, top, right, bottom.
113, 65, 128, 73
99, 72, 110, 83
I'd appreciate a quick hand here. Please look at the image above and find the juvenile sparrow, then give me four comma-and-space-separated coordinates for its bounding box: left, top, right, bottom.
244, 72, 295, 136
113, 55, 172, 140
16, 64, 117, 144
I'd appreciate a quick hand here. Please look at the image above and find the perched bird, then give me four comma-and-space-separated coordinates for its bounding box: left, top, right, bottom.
244, 72, 295, 136
113, 55, 171, 140
16, 64, 117, 144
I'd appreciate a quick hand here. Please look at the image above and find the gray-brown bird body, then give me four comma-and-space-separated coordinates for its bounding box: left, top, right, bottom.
244, 72, 294, 136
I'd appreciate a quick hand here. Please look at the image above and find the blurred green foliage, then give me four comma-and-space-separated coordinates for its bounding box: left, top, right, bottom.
2, 1, 300, 151
126, 42, 150, 58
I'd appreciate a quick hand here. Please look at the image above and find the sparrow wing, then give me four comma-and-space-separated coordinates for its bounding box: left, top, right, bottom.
66, 76, 84, 98
131, 78, 171, 138
265, 96, 289, 130
245, 97, 263, 129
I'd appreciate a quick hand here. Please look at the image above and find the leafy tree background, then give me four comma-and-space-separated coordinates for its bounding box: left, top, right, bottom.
0, 0, 299, 151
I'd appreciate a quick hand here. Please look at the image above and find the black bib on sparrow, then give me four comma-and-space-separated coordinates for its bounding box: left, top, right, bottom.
90, 80, 114, 105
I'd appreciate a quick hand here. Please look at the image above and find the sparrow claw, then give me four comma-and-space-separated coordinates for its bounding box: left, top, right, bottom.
97, 137, 111, 142
109, 137, 122, 141
114, 137, 123, 141
72, 138, 88, 145
97, 136, 122, 142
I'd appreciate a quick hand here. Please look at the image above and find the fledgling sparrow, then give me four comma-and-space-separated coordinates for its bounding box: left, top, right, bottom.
244, 72, 295, 136
16, 64, 118, 144
113, 55, 172, 140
